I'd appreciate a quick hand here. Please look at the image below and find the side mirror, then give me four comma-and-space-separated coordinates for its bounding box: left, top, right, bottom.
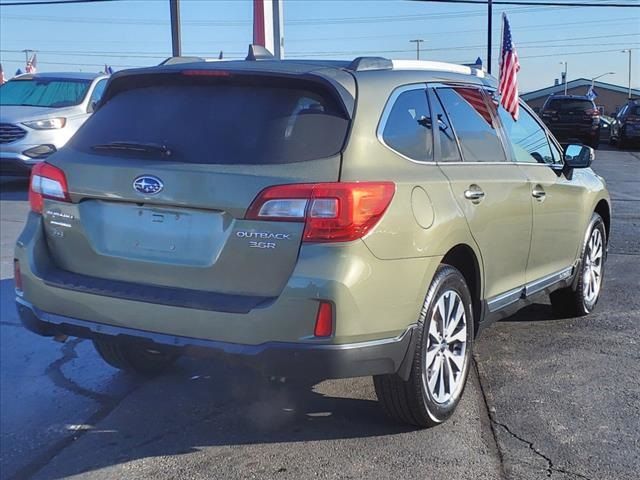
87, 100, 98, 113
564, 144, 594, 169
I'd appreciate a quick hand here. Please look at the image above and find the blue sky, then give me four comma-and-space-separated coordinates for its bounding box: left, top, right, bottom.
0, 0, 638, 93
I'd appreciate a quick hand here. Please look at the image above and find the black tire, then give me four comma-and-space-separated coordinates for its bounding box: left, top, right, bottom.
617, 134, 626, 150
550, 213, 606, 318
374, 264, 474, 428
93, 338, 178, 375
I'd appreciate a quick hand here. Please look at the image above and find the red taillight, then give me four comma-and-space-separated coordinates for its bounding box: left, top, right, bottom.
14, 259, 23, 293
29, 162, 70, 214
314, 302, 333, 337
245, 182, 395, 243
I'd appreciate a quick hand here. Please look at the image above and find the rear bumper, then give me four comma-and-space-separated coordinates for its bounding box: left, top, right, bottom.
16, 296, 416, 380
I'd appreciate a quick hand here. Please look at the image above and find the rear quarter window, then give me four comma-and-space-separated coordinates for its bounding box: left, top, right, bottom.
71, 75, 350, 165
380, 87, 434, 162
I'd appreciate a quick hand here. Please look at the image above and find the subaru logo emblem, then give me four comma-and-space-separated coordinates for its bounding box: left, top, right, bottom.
133, 175, 163, 195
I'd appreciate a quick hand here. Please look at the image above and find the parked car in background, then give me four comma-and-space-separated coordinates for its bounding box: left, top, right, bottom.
0, 72, 109, 177
539, 94, 601, 148
14, 53, 610, 428
599, 115, 614, 142
610, 99, 640, 148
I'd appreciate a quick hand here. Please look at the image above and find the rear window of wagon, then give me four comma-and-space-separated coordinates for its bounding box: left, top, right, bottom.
71, 74, 351, 165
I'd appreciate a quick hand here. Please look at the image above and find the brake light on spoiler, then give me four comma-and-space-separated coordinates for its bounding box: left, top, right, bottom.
246, 182, 396, 242
29, 162, 70, 213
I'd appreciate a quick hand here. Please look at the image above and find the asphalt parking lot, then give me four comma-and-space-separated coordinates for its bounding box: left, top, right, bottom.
1, 147, 638, 480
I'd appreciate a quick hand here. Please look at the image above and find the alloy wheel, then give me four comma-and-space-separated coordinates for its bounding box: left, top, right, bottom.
423, 290, 468, 404
583, 228, 604, 304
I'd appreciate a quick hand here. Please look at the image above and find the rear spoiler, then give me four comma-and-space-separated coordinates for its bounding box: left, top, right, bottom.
99, 64, 357, 118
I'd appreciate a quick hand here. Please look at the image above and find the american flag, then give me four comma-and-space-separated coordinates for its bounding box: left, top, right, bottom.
453, 87, 494, 127
498, 14, 520, 120
26, 53, 37, 74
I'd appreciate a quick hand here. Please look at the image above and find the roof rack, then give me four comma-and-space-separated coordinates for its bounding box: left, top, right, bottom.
391, 60, 485, 78
347, 57, 393, 72
345, 56, 485, 78
246, 44, 275, 61
160, 56, 207, 66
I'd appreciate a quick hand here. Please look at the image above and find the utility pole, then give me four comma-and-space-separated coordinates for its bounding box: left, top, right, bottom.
487, 0, 492, 74
560, 61, 568, 95
169, 0, 181, 57
622, 49, 633, 99
410, 39, 424, 60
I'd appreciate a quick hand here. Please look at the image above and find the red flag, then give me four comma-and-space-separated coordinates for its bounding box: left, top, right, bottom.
498, 14, 520, 120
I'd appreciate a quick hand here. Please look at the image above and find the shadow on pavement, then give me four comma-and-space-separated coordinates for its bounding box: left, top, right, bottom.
1, 274, 418, 480
0, 177, 29, 201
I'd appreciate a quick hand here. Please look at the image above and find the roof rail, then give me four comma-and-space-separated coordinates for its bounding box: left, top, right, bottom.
391, 60, 485, 78
160, 56, 206, 66
347, 57, 393, 72
246, 44, 275, 61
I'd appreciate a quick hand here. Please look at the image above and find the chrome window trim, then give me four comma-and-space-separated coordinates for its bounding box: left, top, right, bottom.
376, 83, 438, 165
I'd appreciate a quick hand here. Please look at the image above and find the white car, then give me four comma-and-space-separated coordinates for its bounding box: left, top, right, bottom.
0, 72, 109, 177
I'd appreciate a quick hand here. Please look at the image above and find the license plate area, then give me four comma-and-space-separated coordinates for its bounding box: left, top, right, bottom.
133, 208, 191, 253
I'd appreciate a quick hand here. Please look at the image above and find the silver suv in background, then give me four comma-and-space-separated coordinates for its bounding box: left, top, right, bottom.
0, 72, 109, 177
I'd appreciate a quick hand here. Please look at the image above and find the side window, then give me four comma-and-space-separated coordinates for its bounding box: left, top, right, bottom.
381, 87, 433, 162
618, 105, 628, 120
429, 89, 462, 162
549, 137, 563, 164
497, 102, 554, 164
435, 87, 506, 162
90, 79, 108, 106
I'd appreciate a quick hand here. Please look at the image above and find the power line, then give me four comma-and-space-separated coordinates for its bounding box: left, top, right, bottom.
0, 4, 587, 26
0, 0, 121, 5
2, 33, 636, 58
412, 0, 640, 6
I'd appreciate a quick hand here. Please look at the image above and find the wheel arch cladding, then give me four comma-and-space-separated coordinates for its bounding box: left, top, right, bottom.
441, 244, 481, 336
594, 199, 611, 241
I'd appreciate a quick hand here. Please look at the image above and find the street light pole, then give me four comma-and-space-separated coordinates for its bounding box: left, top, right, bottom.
622, 49, 633, 99
560, 61, 568, 95
169, 0, 181, 57
591, 72, 615, 87
410, 39, 424, 60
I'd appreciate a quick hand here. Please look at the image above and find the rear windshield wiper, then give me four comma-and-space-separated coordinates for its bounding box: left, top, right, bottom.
91, 141, 172, 157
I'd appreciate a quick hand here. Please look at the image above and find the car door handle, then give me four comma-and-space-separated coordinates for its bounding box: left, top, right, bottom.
532, 185, 546, 200
464, 186, 485, 201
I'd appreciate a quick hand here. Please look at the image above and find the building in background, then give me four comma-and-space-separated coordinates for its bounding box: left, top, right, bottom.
522, 78, 640, 117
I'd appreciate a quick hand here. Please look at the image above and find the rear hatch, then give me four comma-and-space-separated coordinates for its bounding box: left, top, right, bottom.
42, 68, 352, 301
541, 98, 598, 130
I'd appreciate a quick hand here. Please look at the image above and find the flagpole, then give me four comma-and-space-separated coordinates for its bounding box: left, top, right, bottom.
497, 13, 504, 95
487, 0, 493, 74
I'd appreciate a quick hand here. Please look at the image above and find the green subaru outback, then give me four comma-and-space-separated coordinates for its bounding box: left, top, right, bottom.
15, 49, 610, 427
